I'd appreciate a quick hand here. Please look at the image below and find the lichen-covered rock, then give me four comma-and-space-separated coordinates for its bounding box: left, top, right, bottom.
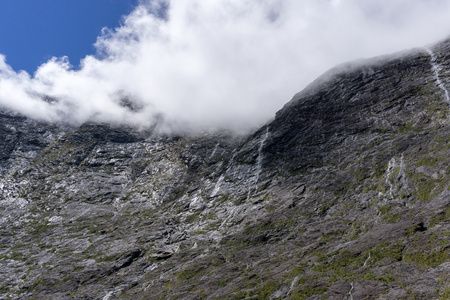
0, 39, 450, 299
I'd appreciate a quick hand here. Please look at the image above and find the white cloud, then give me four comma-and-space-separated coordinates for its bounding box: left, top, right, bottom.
1, 0, 450, 133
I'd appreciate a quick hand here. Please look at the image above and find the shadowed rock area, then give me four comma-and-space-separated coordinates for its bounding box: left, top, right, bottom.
0, 39, 450, 299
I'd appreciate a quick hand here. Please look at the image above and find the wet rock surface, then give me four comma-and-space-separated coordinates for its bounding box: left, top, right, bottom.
1, 40, 450, 299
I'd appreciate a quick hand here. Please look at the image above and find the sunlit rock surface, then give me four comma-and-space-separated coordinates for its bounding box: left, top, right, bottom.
0, 39, 450, 299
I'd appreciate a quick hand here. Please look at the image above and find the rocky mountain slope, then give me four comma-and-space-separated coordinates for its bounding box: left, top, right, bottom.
1, 39, 450, 299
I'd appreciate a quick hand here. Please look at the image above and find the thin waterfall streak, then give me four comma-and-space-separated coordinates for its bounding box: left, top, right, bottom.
255, 126, 270, 186
426, 48, 450, 104
210, 174, 224, 197
248, 126, 270, 199
209, 142, 219, 159
210, 149, 237, 198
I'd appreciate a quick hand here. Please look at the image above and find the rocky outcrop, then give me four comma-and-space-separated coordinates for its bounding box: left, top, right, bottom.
0, 39, 450, 299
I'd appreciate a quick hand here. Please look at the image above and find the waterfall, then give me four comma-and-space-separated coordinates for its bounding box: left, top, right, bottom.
210, 150, 236, 197
426, 48, 450, 104
255, 126, 270, 185
210, 174, 224, 197
209, 142, 220, 159
248, 126, 270, 198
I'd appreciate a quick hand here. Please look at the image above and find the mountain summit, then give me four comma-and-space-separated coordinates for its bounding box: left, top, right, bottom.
0, 39, 450, 299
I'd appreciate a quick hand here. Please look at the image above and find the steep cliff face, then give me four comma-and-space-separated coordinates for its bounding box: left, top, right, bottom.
0, 39, 450, 299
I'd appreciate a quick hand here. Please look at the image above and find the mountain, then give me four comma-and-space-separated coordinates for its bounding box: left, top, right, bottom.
0, 39, 450, 300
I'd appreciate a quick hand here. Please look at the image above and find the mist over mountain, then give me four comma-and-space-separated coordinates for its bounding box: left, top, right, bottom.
1, 0, 450, 132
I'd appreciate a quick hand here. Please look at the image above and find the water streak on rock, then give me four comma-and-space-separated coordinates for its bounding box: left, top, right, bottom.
426, 48, 450, 104
385, 157, 397, 198
255, 126, 270, 186
248, 126, 270, 199
209, 142, 220, 159
210, 150, 237, 197
210, 174, 224, 197
363, 252, 371, 267
287, 276, 299, 296
102, 291, 113, 300
348, 282, 354, 300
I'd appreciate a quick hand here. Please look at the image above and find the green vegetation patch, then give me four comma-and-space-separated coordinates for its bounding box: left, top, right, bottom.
312, 250, 365, 281
244, 218, 296, 235
370, 242, 404, 263
429, 207, 450, 227
440, 287, 450, 300
404, 248, 450, 268
232, 281, 281, 300
415, 157, 440, 168
290, 285, 328, 299
175, 265, 205, 281
409, 174, 446, 201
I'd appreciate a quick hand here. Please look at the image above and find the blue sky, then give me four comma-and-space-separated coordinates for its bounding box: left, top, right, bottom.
0, 0, 137, 74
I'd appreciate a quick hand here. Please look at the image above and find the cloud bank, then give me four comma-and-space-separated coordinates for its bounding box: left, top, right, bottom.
1, 0, 450, 132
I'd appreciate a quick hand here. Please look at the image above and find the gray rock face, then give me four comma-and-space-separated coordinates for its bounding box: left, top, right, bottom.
1, 39, 450, 299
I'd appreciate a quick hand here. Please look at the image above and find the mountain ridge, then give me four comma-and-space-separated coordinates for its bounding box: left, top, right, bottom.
0, 39, 450, 299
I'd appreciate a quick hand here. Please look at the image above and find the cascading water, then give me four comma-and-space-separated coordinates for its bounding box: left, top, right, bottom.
426, 48, 450, 104
210, 174, 224, 197
255, 126, 270, 186
210, 151, 236, 197
247, 126, 270, 199
209, 142, 220, 159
